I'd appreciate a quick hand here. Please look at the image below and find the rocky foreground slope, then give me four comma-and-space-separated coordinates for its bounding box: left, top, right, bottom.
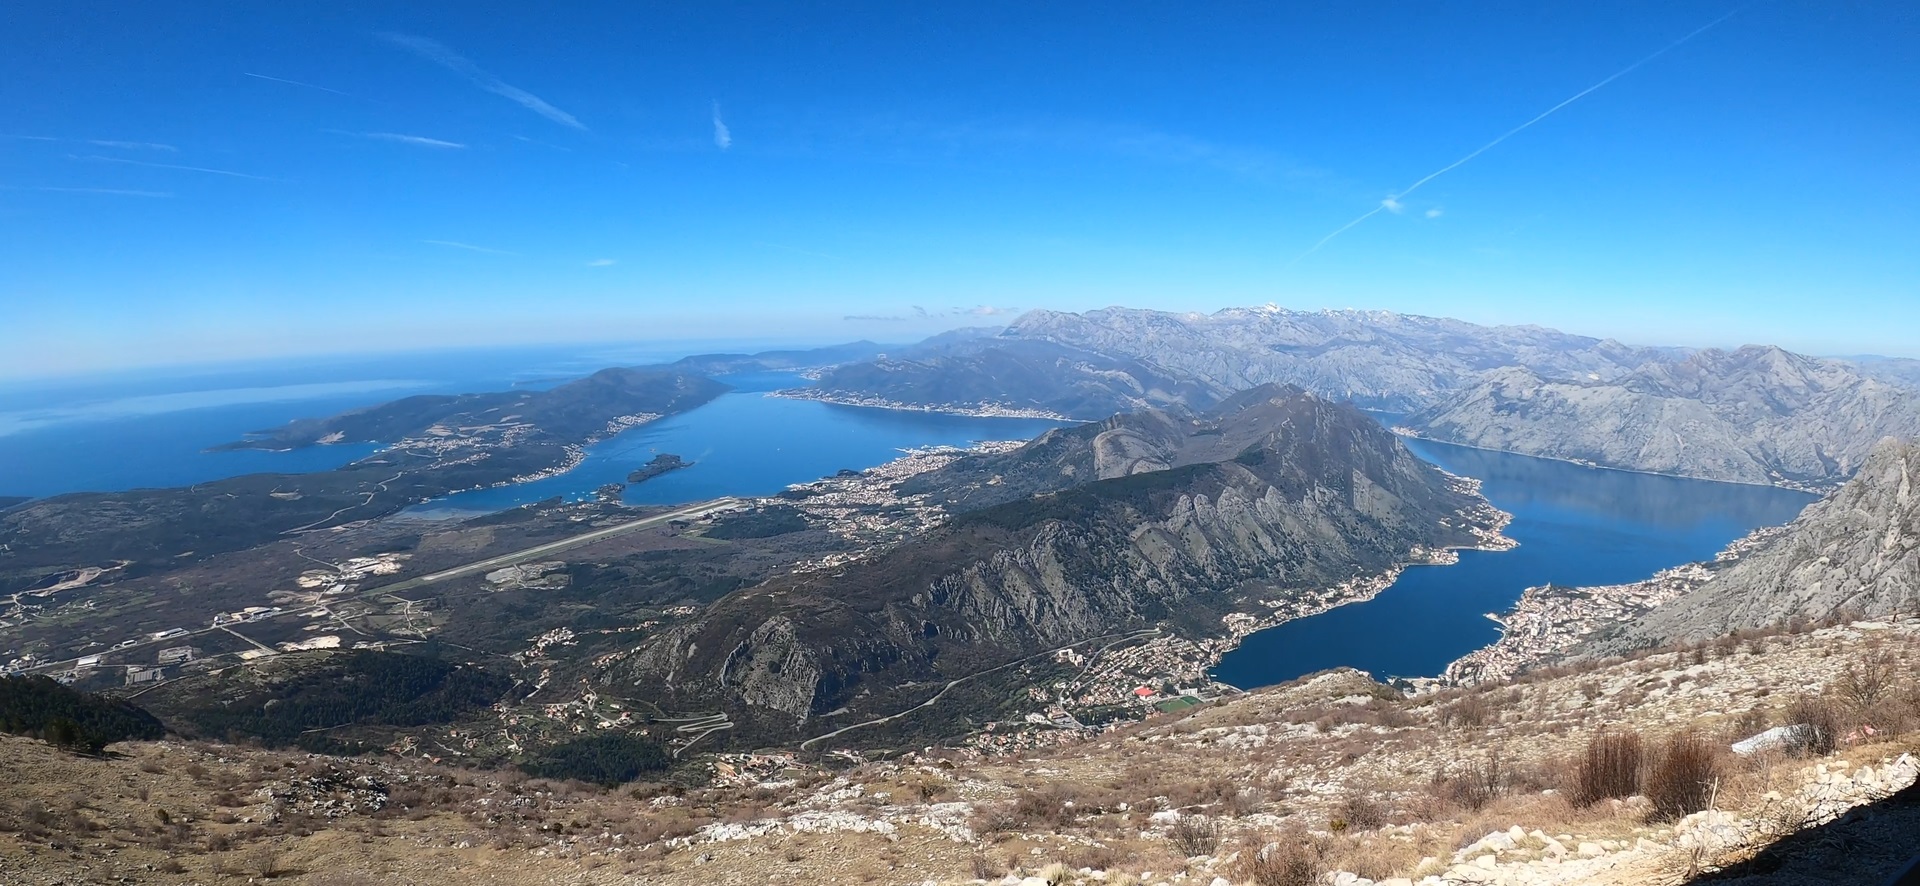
1400, 346, 1920, 488
4, 615, 1915, 886
607, 387, 1504, 736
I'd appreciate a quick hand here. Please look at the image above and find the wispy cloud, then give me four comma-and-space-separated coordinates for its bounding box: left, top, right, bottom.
359, 132, 467, 149
245, 72, 353, 97
7, 135, 176, 151
379, 33, 585, 131
1288, 9, 1739, 265
79, 155, 275, 181
1425, 207, 1444, 219
586, 258, 617, 267
1381, 196, 1405, 214
422, 239, 517, 255
712, 102, 732, 150
2, 185, 173, 197
844, 314, 909, 322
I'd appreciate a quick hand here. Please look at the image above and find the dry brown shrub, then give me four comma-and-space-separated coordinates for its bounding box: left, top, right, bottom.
1009, 786, 1077, 828
1166, 813, 1223, 857
1430, 754, 1505, 812
1235, 836, 1321, 886
1443, 692, 1491, 728
1572, 730, 1643, 807
1647, 732, 1722, 822
1836, 649, 1897, 708
1164, 775, 1237, 810
1067, 842, 1128, 870
246, 844, 284, 878
1336, 791, 1387, 831
1782, 694, 1843, 756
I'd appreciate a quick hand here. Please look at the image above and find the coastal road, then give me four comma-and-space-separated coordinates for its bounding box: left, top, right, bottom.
364, 497, 744, 596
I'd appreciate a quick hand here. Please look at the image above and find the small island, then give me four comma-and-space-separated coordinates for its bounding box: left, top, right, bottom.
627, 453, 693, 484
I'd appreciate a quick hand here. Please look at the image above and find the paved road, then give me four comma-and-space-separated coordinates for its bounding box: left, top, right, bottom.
364, 497, 743, 596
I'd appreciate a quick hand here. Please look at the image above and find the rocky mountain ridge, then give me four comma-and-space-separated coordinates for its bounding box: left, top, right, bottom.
1401, 346, 1920, 487
1583, 436, 1920, 653
610, 388, 1501, 734
1001, 305, 1682, 411
801, 337, 1227, 420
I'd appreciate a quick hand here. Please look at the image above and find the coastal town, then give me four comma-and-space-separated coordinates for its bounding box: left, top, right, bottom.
1443, 525, 1789, 685
769, 387, 1072, 420
776, 440, 1027, 566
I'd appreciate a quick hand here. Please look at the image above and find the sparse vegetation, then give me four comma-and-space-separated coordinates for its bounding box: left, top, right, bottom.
1646, 731, 1722, 821
1235, 836, 1321, 886
1165, 813, 1222, 857
1572, 730, 1643, 806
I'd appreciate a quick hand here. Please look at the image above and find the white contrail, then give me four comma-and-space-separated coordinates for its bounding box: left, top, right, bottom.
1289, 9, 1739, 266
379, 32, 586, 131
245, 72, 352, 97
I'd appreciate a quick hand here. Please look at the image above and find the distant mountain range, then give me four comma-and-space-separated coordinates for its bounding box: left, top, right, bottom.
1400, 346, 1920, 488
802, 337, 1227, 420
611, 385, 1501, 731
791, 306, 1920, 489
644, 341, 891, 377
1000, 305, 1684, 411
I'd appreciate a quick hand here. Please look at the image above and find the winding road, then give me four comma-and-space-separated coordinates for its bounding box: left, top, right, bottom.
799, 628, 1163, 750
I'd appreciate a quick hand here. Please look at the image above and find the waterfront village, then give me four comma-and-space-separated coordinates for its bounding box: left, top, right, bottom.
1444, 525, 1789, 685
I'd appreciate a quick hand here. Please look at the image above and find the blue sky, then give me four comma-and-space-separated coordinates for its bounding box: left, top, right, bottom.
5, 1, 1917, 379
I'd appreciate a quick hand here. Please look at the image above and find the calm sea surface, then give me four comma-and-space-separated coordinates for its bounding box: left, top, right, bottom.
0, 343, 856, 499
1209, 438, 1816, 688
409, 371, 1068, 514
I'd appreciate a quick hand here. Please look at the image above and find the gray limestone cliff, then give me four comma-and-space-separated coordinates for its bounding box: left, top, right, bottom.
1401, 346, 1920, 488
1584, 437, 1920, 653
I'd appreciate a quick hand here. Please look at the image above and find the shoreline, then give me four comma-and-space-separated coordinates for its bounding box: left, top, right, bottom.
767, 388, 1079, 422
1390, 427, 1834, 495
1438, 524, 1788, 686
1049, 488, 1520, 712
